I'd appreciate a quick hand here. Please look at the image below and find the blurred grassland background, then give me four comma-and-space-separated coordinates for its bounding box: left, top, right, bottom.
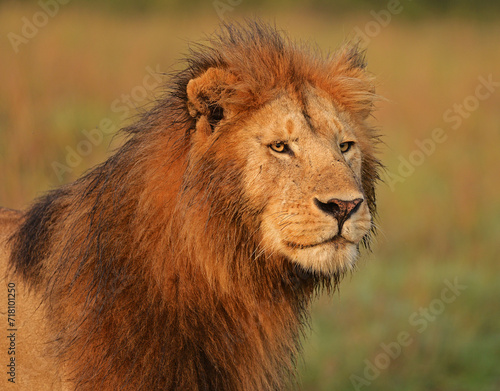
1, 0, 499, 390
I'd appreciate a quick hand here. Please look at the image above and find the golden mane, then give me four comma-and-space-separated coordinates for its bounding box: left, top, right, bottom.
8, 21, 380, 390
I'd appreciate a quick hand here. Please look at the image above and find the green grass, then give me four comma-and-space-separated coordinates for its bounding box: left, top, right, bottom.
1, 4, 499, 390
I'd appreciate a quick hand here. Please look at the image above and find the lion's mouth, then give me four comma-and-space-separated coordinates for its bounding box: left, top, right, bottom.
285, 235, 353, 250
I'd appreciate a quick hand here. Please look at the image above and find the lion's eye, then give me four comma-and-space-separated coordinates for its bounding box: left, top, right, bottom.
339, 141, 354, 154
270, 141, 288, 153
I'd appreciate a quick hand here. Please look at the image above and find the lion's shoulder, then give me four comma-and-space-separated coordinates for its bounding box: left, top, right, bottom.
0, 207, 63, 390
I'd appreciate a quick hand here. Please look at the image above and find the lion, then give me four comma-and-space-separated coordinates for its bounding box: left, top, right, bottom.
0, 21, 380, 390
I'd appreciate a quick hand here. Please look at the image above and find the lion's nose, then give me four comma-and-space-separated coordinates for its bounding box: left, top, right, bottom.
314, 198, 363, 226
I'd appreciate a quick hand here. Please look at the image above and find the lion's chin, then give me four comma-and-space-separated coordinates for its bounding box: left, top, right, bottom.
285, 239, 359, 275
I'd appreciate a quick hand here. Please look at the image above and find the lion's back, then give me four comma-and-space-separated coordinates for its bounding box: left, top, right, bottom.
0, 207, 66, 390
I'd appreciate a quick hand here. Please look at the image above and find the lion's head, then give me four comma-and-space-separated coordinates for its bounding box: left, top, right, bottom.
183, 23, 379, 276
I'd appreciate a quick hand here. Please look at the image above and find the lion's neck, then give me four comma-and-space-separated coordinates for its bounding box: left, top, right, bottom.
59, 252, 314, 390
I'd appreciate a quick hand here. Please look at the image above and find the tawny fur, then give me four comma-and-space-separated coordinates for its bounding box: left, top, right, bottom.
0, 21, 380, 390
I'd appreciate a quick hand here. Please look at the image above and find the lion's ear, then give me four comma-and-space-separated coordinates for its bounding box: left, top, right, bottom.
186, 68, 237, 132
326, 45, 376, 120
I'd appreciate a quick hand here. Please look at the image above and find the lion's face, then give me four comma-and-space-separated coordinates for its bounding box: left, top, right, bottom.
186, 58, 377, 276
237, 85, 372, 274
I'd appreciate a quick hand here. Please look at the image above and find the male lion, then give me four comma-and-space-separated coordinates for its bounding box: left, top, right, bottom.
0, 22, 380, 390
